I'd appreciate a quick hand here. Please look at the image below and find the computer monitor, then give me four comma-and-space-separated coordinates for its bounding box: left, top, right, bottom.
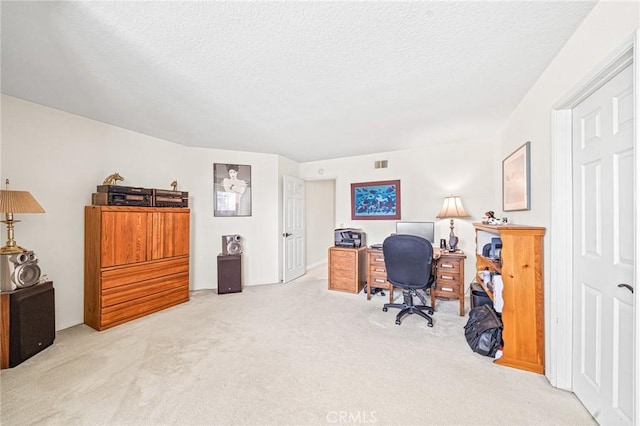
395, 221, 435, 243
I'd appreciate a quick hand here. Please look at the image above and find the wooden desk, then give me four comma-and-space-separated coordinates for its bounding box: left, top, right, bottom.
430, 251, 466, 316
366, 247, 448, 305
366, 248, 394, 303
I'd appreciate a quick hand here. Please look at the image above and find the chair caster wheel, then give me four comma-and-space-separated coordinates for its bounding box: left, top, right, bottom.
382, 307, 388, 312
427, 322, 434, 328
395, 320, 401, 325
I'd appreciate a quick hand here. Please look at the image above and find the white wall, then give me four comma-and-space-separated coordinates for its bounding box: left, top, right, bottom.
494, 0, 640, 385
300, 141, 498, 290
498, 0, 640, 227
188, 147, 282, 290
305, 179, 335, 268
1, 95, 284, 330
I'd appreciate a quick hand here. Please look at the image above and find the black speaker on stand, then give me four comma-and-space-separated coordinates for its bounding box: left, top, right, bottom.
217, 254, 242, 294
1, 281, 55, 368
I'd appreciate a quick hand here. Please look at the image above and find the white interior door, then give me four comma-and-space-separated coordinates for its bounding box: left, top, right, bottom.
283, 175, 305, 283
572, 64, 635, 425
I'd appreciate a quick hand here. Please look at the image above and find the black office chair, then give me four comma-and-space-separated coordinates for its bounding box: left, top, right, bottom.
382, 234, 435, 327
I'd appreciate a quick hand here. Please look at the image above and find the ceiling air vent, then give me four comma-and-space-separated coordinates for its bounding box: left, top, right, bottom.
374, 160, 388, 169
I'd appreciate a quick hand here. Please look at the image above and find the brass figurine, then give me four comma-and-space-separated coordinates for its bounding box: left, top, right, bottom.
103, 172, 124, 185
171, 180, 178, 191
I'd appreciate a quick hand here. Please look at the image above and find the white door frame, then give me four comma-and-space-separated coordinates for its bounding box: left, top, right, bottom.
549, 29, 640, 423
282, 175, 306, 283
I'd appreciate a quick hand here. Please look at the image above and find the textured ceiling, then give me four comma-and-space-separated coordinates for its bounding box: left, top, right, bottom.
1, 1, 597, 162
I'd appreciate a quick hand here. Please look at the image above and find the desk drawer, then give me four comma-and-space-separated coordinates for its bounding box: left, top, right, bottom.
434, 267, 461, 296
437, 259, 462, 273
434, 281, 461, 295
436, 271, 461, 284
368, 273, 389, 289
330, 252, 356, 271
331, 267, 355, 280
369, 264, 387, 275
330, 274, 357, 292
368, 253, 385, 267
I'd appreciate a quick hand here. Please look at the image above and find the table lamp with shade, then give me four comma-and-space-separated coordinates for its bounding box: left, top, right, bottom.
0, 179, 46, 254
436, 195, 470, 251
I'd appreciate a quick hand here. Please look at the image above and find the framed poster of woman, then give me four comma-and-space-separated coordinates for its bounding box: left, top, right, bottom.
213, 163, 252, 217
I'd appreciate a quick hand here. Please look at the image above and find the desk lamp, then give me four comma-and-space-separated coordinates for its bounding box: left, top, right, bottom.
0, 179, 46, 254
436, 195, 469, 251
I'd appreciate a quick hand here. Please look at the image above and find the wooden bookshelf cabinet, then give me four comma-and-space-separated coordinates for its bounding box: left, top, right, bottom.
84, 206, 190, 331
474, 223, 546, 374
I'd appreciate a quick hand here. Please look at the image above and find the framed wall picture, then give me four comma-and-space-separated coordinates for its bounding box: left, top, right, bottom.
351, 179, 401, 220
502, 141, 531, 211
213, 163, 252, 217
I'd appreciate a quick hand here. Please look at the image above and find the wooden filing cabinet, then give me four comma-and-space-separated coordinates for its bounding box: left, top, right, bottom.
365, 248, 394, 303
430, 251, 466, 316
328, 246, 367, 294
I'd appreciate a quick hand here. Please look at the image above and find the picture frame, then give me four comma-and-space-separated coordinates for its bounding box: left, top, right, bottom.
213, 163, 252, 217
502, 141, 531, 211
351, 179, 401, 220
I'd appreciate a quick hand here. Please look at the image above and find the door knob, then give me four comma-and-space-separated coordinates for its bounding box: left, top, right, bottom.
283, 232, 292, 237
617, 283, 634, 293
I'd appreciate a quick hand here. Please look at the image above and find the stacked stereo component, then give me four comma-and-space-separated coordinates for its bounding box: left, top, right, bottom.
92, 185, 152, 207
152, 189, 189, 208
91, 185, 188, 208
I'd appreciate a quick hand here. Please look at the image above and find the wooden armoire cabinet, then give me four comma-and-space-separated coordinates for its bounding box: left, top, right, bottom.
84, 206, 190, 331
474, 223, 546, 374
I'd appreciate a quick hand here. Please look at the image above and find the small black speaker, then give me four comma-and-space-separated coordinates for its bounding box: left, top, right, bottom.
8, 282, 55, 367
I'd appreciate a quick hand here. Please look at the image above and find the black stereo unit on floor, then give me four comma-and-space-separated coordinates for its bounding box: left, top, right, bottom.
217, 254, 242, 294
6, 282, 56, 368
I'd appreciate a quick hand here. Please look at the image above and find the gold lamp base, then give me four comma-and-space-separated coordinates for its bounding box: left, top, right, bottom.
0, 244, 28, 254
1, 216, 28, 254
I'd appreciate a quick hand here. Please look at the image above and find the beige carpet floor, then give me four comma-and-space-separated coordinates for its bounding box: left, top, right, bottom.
1, 265, 595, 425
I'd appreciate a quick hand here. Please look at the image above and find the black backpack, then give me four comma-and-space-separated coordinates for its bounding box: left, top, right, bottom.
464, 304, 503, 357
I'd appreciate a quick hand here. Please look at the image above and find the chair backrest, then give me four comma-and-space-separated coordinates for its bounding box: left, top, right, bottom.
383, 234, 433, 289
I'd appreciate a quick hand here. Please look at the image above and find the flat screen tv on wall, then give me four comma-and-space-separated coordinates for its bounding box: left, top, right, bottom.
395, 221, 435, 243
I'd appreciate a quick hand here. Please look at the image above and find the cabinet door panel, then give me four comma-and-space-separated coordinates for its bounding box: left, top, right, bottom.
100, 287, 189, 329
152, 212, 190, 259
330, 274, 357, 291
101, 257, 189, 290
102, 272, 189, 307
101, 212, 149, 267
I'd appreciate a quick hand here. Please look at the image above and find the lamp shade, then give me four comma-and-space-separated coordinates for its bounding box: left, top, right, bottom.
0, 190, 46, 214
436, 195, 469, 219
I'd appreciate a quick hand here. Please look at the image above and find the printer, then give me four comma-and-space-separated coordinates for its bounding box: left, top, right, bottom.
334, 228, 366, 248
